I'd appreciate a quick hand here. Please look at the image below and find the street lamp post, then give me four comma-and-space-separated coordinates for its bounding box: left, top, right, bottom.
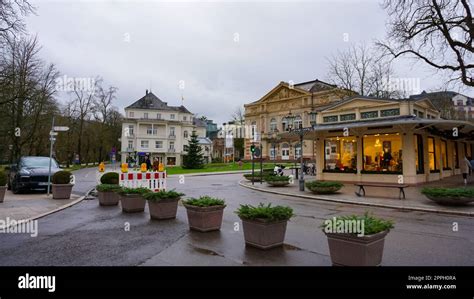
285, 110, 318, 191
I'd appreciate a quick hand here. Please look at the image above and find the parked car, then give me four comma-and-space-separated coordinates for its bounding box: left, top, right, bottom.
7, 156, 61, 193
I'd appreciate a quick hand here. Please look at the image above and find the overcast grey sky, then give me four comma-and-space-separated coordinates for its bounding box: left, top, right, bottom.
25, 0, 468, 125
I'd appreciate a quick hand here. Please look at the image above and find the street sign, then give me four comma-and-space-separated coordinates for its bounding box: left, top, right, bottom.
53, 126, 69, 132
49, 131, 58, 136
254, 147, 261, 158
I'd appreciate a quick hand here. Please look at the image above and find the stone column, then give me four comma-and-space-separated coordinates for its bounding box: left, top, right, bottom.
402, 131, 416, 184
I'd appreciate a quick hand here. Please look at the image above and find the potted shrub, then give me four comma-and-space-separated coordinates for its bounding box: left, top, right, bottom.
144, 189, 184, 220
96, 172, 121, 206
421, 187, 474, 206
265, 175, 291, 187
52, 170, 74, 199
306, 181, 344, 194
322, 213, 394, 266
118, 187, 151, 213
243, 173, 264, 182
182, 196, 226, 232
236, 203, 293, 250
0, 170, 7, 203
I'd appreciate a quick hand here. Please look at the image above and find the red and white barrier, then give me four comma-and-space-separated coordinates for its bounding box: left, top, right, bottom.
119, 171, 167, 191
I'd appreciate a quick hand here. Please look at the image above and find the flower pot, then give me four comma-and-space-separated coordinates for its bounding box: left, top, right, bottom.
0, 186, 6, 203
266, 181, 290, 187
244, 175, 263, 182
52, 184, 73, 199
120, 194, 146, 213
183, 204, 226, 232
425, 195, 474, 206
325, 230, 389, 266
98, 191, 120, 206
148, 198, 180, 220
241, 219, 288, 249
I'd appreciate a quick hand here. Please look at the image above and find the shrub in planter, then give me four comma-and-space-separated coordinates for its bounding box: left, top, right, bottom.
306, 181, 344, 194
118, 187, 151, 213
265, 175, 290, 187
322, 212, 394, 266
144, 189, 184, 220
243, 173, 264, 182
236, 203, 293, 249
0, 170, 7, 203
96, 184, 122, 206
421, 187, 474, 206
182, 196, 226, 232
100, 172, 119, 185
52, 170, 74, 199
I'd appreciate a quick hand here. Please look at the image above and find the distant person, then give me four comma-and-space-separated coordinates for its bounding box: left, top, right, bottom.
145, 155, 152, 171
461, 156, 471, 185
152, 158, 159, 171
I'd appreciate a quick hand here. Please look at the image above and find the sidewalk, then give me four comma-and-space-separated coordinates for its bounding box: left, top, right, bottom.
0, 190, 83, 228
240, 174, 474, 217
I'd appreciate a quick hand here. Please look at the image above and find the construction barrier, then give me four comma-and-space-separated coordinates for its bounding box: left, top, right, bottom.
119, 171, 167, 191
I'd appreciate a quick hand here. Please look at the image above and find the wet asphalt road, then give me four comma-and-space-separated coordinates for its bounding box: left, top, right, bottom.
0, 168, 473, 266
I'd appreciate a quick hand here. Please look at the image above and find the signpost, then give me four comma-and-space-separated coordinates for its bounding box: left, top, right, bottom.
47, 117, 69, 196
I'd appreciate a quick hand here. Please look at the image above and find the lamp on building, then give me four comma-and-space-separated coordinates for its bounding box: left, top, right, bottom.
284, 110, 307, 191
309, 110, 318, 128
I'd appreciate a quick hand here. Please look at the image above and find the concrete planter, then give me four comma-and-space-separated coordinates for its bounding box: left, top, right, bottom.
0, 186, 6, 203
241, 218, 288, 250
52, 184, 73, 199
425, 195, 474, 206
243, 175, 263, 182
98, 191, 120, 206
120, 194, 146, 213
266, 181, 290, 187
148, 198, 180, 220
307, 186, 342, 194
183, 204, 226, 232
325, 230, 389, 266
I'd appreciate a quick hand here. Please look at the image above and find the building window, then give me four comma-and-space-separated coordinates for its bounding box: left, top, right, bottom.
380, 108, 400, 117
183, 145, 189, 151
281, 143, 290, 160
169, 127, 175, 136
270, 147, 277, 160
183, 116, 187, 121
146, 126, 157, 135
441, 140, 448, 169
457, 100, 463, 106
251, 121, 257, 136
295, 143, 302, 159
144, 113, 148, 119
323, 115, 338, 123
270, 118, 277, 132
184, 130, 188, 138
361, 111, 378, 119
454, 142, 459, 168
414, 134, 424, 174
167, 157, 176, 166
294, 116, 302, 129
155, 141, 163, 149
157, 113, 161, 119
282, 118, 288, 131
128, 140, 133, 149
141, 140, 149, 149
169, 141, 175, 150
170, 114, 175, 120
340, 113, 356, 121
418, 110, 424, 118
129, 111, 134, 118
324, 136, 357, 172
363, 133, 402, 173
126, 125, 134, 136
428, 137, 436, 171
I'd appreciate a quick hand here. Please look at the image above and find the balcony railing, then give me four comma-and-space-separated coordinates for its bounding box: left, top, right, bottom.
168, 134, 176, 139
168, 148, 176, 153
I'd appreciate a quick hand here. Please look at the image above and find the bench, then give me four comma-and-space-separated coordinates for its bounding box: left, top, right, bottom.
354, 183, 409, 200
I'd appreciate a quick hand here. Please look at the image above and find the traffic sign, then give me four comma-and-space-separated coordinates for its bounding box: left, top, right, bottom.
254, 147, 261, 158
49, 131, 58, 136
53, 126, 69, 132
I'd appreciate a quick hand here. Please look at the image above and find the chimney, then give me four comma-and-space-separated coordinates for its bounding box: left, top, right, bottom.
146, 89, 148, 95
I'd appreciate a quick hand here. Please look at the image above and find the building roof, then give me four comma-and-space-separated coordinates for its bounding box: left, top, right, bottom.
193, 117, 207, 127
410, 90, 474, 106
197, 137, 212, 145
293, 79, 337, 92
126, 91, 192, 113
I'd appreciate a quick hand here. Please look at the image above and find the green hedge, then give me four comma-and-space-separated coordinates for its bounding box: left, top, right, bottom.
305, 181, 344, 194
52, 170, 72, 184
421, 187, 474, 198
0, 170, 7, 186
264, 175, 290, 182
182, 196, 225, 207
118, 187, 152, 195
96, 184, 122, 192
100, 172, 119, 184
236, 203, 293, 222
143, 189, 184, 202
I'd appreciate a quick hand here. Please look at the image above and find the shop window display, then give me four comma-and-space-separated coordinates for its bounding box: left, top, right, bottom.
363, 133, 402, 173
324, 136, 357, 172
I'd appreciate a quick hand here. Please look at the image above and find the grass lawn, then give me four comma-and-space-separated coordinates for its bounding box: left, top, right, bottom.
165, 162, 295, 175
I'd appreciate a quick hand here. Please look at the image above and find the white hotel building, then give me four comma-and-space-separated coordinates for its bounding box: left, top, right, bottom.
120, 90, 207, 166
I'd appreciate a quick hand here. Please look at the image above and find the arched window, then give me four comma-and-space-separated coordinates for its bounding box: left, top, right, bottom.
294, 116, 302, 129
270, 118, 277, 132
295, 142, 302, 158
281, 143, 290, 160
184, 130, 188, 138
282, 118, 288, 131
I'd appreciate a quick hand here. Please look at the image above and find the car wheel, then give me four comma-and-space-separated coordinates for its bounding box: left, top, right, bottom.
7, 180, 11, 190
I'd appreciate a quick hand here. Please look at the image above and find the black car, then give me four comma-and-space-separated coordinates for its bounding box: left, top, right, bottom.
7, 156, 61, 193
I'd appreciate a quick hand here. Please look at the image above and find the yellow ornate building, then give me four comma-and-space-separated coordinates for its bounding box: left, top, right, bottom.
244, 79, 474, 184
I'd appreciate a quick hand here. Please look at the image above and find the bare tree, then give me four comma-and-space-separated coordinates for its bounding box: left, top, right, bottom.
0, 0, 35, 40
326, 43, 399, 97
231, 106, 245, 125
377, 0, 474, 88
